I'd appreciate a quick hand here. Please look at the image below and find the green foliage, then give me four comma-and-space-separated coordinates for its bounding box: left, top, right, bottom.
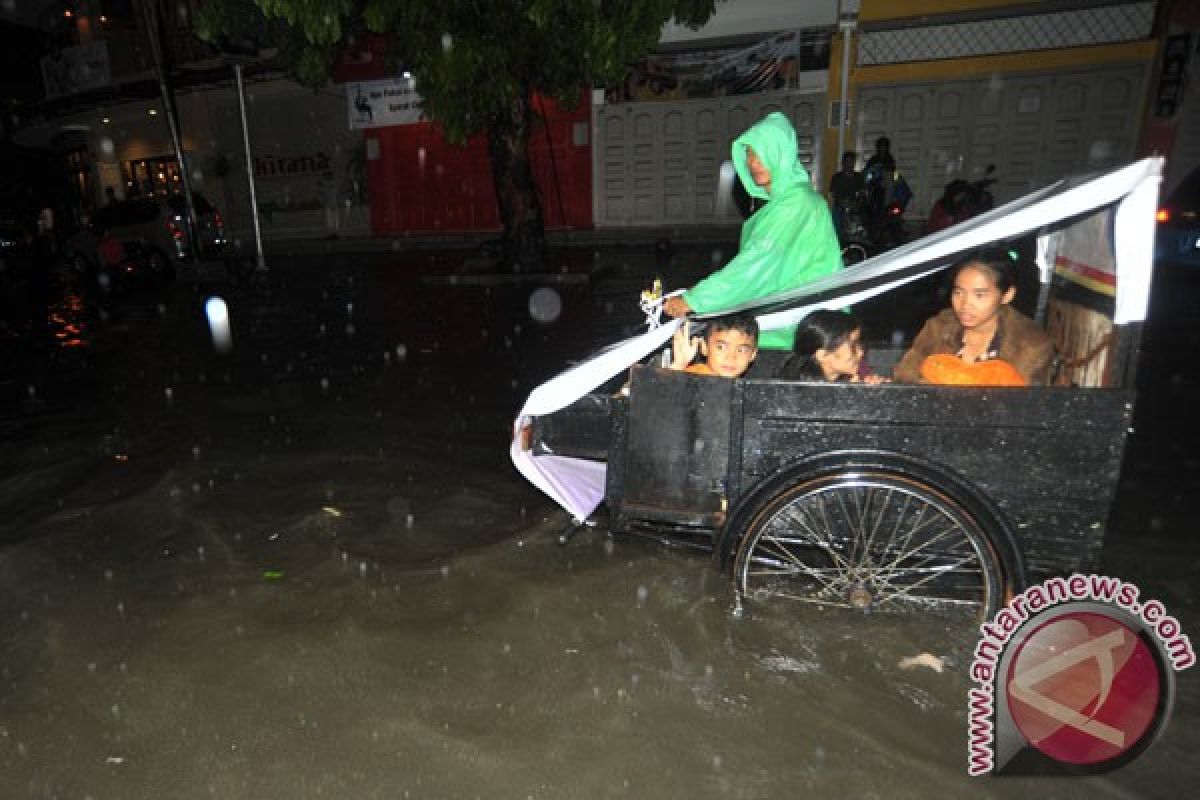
194, 0, 716, 140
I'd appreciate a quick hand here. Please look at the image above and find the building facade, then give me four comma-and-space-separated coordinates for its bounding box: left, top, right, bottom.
8, 0, 1199, 243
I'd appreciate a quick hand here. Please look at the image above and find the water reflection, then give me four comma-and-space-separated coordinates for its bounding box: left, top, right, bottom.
47, 286, 90, 349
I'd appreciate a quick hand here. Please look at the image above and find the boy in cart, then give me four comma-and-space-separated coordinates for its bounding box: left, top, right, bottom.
667, 313, 759, 378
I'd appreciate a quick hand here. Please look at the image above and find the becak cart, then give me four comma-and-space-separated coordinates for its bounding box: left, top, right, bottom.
511, 159, 1163, 621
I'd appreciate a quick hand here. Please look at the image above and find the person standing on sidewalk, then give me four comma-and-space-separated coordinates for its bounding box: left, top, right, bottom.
663, 112, 842, 354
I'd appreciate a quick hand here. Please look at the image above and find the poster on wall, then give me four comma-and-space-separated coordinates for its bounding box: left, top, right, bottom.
346, 77, 425, 129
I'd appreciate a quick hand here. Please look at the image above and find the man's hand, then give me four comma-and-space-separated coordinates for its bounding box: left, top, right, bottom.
663, 295, 692, 318
670, 320, 701, 371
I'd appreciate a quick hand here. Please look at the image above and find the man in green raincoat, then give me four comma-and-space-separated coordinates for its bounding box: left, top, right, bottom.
664, 112, 842, 351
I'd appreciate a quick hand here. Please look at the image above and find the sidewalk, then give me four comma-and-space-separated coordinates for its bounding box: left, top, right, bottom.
252, 224, 743, 258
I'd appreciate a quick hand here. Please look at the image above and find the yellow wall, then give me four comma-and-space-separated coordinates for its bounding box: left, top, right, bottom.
859, 0, 1060, 23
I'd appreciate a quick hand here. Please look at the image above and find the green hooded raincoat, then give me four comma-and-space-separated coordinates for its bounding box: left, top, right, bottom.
682, 112, 842, 350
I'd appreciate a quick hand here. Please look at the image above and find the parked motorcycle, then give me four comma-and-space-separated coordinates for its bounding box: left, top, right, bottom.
836, 166, 913, 264
926, 164, 996, 234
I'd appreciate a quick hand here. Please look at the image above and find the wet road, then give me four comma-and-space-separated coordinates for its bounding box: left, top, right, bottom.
1, 246, 1197, 798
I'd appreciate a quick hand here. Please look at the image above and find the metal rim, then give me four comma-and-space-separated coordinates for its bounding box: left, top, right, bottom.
733, 471, 1001, 618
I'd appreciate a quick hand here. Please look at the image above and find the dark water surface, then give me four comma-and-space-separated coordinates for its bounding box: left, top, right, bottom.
1, 248, 1197, 798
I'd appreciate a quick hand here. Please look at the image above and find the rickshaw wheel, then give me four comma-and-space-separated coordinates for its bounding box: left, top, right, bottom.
731, 470, 1003, 621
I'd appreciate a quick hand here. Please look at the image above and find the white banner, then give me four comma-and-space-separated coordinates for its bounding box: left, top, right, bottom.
347, 78, 425, 130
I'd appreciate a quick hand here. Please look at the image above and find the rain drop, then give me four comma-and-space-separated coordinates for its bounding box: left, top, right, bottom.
204, 296, 233, 353
528, 287, 562, 324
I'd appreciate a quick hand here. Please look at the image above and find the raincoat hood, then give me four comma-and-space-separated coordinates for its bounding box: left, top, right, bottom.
732, 112, 808, 202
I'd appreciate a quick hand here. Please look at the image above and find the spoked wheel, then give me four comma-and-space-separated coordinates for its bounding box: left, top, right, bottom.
732, 470, 1003, 620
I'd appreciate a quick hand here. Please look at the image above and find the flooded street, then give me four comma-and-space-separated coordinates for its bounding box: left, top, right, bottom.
1, 245, 1197, 798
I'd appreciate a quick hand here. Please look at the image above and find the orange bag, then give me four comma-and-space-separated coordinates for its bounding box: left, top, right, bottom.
919, 354, 1027, 386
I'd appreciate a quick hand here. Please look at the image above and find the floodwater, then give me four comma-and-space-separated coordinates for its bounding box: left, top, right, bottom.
1, 246, 1197, 798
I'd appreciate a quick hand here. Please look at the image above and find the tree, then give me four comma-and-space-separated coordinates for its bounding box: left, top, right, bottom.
195, 0, 716, 270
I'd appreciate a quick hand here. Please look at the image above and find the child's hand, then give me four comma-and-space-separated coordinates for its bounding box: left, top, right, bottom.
670, 321, 702, 370
863, 374, 890, 385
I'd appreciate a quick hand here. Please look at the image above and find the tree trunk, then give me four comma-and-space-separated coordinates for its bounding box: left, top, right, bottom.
486, 88, 546, 272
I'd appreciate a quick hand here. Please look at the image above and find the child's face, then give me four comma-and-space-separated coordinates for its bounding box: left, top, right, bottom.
816, 328, 864, 380
704, 328, 758, 378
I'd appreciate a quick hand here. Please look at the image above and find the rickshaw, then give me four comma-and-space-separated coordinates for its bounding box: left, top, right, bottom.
511, 159, 1162, 621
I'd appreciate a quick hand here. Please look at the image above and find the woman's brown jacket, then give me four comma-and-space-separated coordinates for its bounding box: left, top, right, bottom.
893, 306, 1055, 384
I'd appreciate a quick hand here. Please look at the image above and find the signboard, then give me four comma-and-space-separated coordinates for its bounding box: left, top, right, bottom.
347, 77, 425, 130
1155, 33, 1190, 117
618, 30, 804, 102
41, 41, 112, 100
212, 87, 366, 237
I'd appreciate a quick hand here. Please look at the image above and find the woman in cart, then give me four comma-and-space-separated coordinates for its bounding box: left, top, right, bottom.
894, 249, 1055, 385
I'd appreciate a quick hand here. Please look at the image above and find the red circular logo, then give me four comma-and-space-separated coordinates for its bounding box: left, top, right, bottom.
1006, 612, 1162, 765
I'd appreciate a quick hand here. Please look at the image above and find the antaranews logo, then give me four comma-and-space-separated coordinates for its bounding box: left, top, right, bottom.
967, 574, 1194, 776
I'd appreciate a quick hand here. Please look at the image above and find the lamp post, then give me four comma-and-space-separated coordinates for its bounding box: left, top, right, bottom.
234, 62, 266, 272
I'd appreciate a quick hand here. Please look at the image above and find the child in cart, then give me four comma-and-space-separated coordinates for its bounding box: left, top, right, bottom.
776, 310, 889, 383
668, 313, 759, 378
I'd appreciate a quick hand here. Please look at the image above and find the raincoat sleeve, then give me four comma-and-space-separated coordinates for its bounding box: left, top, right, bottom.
682, 192, 842, 318
683, 234, 783, 312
